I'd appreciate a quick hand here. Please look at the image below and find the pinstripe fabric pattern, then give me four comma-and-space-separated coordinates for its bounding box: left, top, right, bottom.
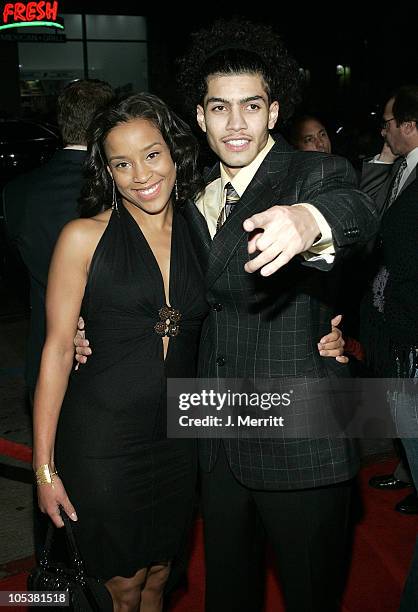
182, 137, 378, 490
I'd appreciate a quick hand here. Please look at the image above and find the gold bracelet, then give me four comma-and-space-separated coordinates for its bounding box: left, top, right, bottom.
35, 464, 58, 486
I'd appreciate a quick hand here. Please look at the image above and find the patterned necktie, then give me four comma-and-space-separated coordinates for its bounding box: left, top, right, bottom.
216, 182, 240, 231
372, 157, 408, 310
386, 157, 407, 209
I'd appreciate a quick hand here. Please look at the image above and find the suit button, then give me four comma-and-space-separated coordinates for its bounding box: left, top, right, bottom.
213, 303, 223, 312
216, 356, 225, 366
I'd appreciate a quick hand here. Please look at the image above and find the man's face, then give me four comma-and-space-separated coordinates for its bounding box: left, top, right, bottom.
196, 73, 279, 177
295, 119, 331, 153
381, 97, 404, 156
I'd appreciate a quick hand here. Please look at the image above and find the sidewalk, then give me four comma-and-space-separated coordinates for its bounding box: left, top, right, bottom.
0, 308, 35, 593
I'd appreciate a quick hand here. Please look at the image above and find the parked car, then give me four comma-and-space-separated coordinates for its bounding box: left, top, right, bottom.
0, 118, 58, 302
0, 117, 59, 187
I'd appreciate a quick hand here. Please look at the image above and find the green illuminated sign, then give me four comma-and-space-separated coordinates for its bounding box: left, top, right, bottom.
0, 20, 63, 30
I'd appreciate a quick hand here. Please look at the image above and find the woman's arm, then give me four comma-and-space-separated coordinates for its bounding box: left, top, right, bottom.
32, 219, 93, 527
318, 314, 348, 364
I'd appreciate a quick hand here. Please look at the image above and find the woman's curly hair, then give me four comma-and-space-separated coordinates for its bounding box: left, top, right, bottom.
79, 93, 204, 217
176, 18, 302, 125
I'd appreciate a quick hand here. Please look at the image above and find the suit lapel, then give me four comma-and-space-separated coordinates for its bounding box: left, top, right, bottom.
181, 162, 220, 274
181, 198, 212, 271
205, 143, 293, 289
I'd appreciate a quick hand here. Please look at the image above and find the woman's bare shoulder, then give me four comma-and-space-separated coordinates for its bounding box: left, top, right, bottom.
52, 212, 112, 266
59, 210, 112, 244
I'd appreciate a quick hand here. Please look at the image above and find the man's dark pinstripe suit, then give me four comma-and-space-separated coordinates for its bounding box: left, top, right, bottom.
184, 136, 378, 490
182, 135, 378, 611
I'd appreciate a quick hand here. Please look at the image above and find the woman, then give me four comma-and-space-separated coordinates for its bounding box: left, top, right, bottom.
33, 93, 207, 611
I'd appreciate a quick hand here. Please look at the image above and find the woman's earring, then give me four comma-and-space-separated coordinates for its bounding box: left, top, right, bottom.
112, 179, 119, 213
174, 162, 179, 201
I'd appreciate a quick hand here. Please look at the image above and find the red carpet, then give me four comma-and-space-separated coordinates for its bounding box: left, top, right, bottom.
340, 461, 416, 612
1, 455, 416, 611
0, 438, 32, 463
169, 460, 417, 612
0, 573, 30, 612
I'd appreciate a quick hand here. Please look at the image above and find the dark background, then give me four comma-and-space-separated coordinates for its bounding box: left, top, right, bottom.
2, 5, 417, 158
44, 5, 415, 118
146, 13, 415, 120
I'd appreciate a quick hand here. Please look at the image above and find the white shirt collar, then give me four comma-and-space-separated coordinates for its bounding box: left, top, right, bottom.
64, 145, 87, 151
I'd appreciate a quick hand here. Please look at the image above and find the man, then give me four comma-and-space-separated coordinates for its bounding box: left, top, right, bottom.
372, 175, 418, 612
361, 86, 418, 516
174, 19, 377, 612
289, 114, 332, 153
361, 87, 418, 216
3, 79, 114, 398
289, 112, 367, 347
359, 86, 418, 610
76, 19, 377, 611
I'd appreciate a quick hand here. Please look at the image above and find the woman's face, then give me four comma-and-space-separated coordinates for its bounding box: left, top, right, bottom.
105, 118, 176, 215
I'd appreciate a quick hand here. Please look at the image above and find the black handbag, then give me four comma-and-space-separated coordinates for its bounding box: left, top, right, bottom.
27, 509, 113, 611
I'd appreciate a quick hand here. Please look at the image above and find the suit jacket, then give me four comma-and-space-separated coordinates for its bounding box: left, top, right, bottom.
182, 136, 378, 490
3, 149, 86, 389
380, 176, 418, 342
360, 156, 417, 217
360, 175, 418, 378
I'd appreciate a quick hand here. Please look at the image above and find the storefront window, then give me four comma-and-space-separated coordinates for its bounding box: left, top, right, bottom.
61, 13, 82, 38
19, 41, 83, 75
19, 42, 84, 117
85, 15, 146, 41
88, 41, 147, 94
16, 13, 148, 117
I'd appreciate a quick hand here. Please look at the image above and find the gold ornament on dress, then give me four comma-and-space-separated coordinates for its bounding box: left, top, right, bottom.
154, 306, 182, 337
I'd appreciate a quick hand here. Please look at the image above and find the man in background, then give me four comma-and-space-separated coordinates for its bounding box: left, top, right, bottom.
289, 114, 332, 153
360, 84, 418, 610
3, 79, 114, 399
362, 86, 418, 517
